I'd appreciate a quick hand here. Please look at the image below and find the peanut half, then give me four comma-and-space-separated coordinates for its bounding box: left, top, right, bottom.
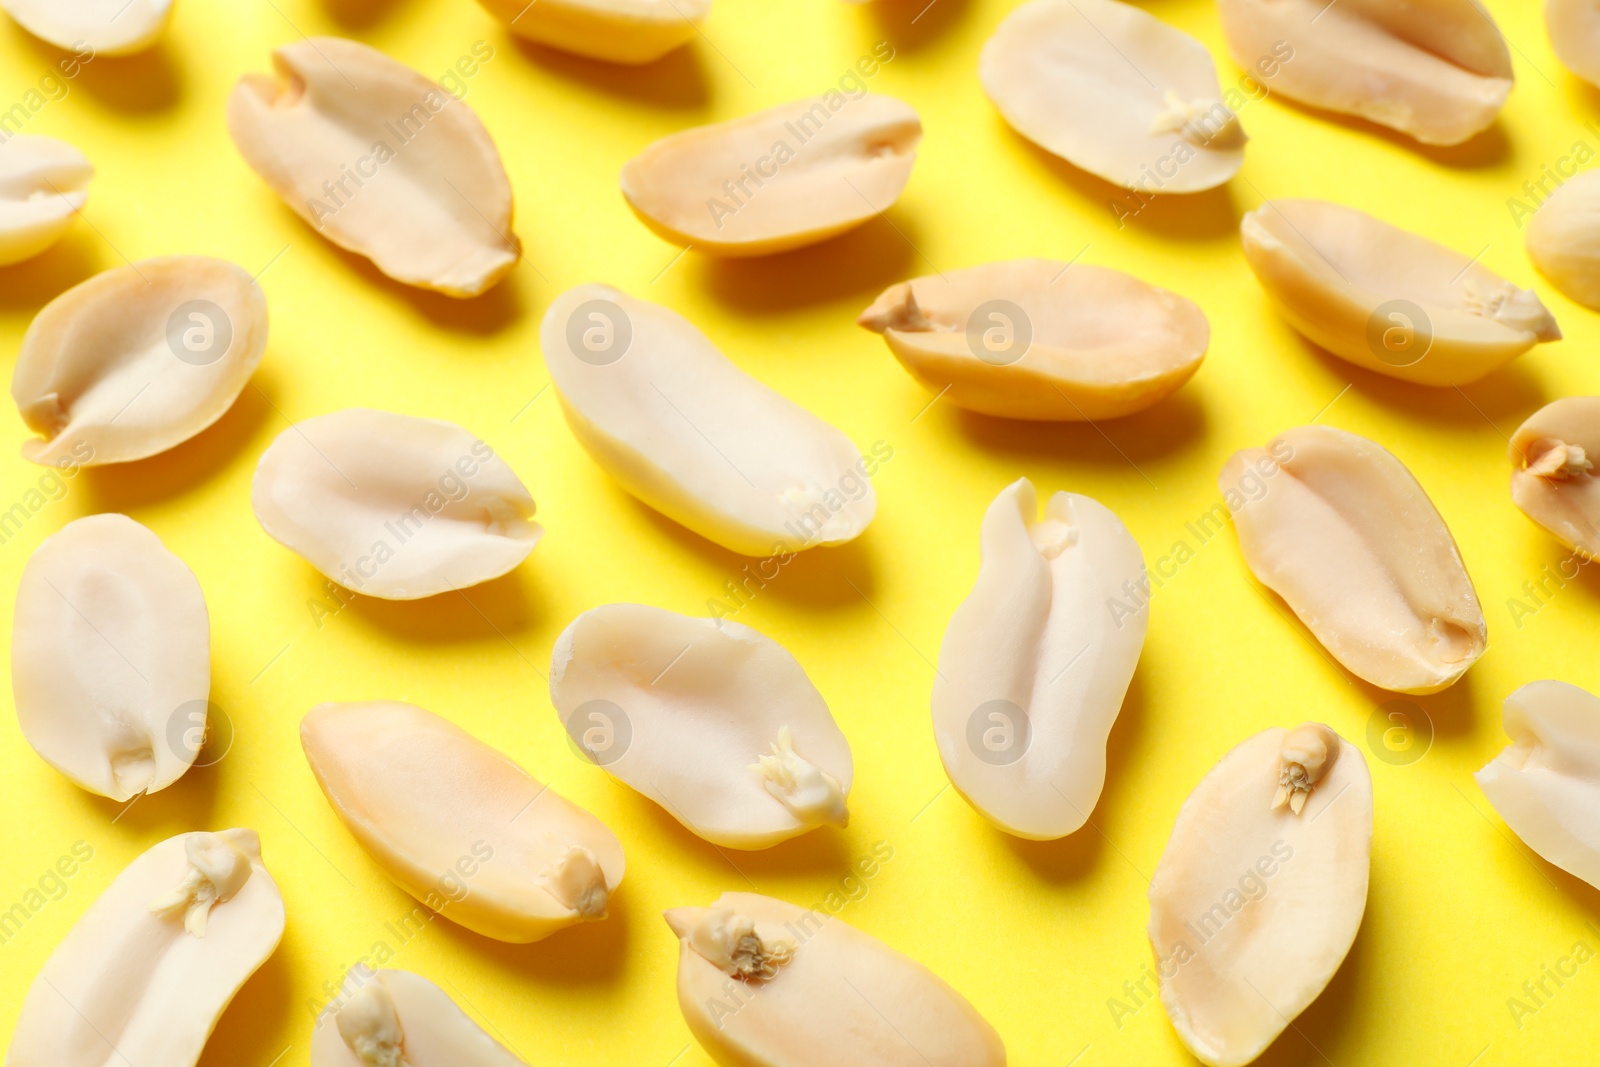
6, 830, 285, 1067
858, 258, 1207, 420
540, 284, 878, 556
12, 255, 268, 466
1149, 724, 1371, 1067
1217, 0, 1512, 145
1526, 169, 1600, 309
476, 0, 709, 65
251, 408, 541, 600
619, 94, 920, 256
13, 514, 210, 800
228, 37, 518, 297
933, 478, 1147, 839
1549, 0, 1600, 88
0, 134, 92, 266
1509, 397, 1600, 560
550, 603, 853, 849
666, 892, 1007, 1066
301, 700, 625, 943
1241, 198, 1559, 386
0, 0, 171, 55
1477, 681, 1600, 891
980, 0, 1246, 193
312, 968, 529, 1066
1221, 425, 1486, 694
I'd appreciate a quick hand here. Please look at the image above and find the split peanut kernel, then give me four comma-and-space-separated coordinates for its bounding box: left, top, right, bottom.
1509, 397, 1600, 560
0, 134, 92, 266
312, 968, 531, 1066
476, 0, 709, 65
0, 0, 171, 55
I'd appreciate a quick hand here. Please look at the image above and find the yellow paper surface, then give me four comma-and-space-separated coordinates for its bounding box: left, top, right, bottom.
2, 0, 1599, 1063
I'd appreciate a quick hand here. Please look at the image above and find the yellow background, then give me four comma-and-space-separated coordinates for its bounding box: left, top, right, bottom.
1, 0, 1598, 1063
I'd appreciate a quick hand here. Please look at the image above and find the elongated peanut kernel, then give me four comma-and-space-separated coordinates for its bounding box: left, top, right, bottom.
752, 726, 849, 829
1272, 723, 1341, 815
147, 833, 255, 937
337, 980, 408, 1067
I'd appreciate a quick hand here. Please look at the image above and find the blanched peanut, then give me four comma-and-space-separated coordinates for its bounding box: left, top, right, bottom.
13, 514, 210, 801
12, 256, 268, 466
1149, 724, 1371, 1067
300, 700, 625, 943
6, 830, 285, 1067
980, 0, 1246, 193
1548, 0, 1600, 88
228, 38, 518, 298
1509, 397, 1600, 560
1477, 681, 1600, 890
251, 408, 541, 600
1526, 170, 1600, 308
620, 95, 920, 256
312, 968, 530, 1066
932, 478, 1146, 839
667, 892, 1006, 1066
476, 0, 708, 64
0, 135, 92, 266
1221, 426, 1486, 694
1217, 0, 1512, 145
550, 603, 852, 849
0, 0, 171, 55
540, 284, 877, 556
858, 259, 1207, 420
1242, 199, 1559, 386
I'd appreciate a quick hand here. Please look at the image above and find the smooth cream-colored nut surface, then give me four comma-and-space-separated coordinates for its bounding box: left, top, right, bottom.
541, 284, 877, 556
1241, 198, 1559, 386
1149, 725, 1371, 1067
12, 255, 268, 466
0, 0, 172, 54
666, 892, 1007, 1067
1217, 0, 1512, 145
312, 968, 530, 1066
1476, 681, 1600, 890
550, 603, 853, 849
1509, 396, 1600, 560
13, 514, 209, 801
227, 37, 518, 297
476, 0, 708, 64
301, 700, 625, 943
858, 259, 1207, 420
6, 829, 285, 1067
619, 94, 920, 256
1548, 0, 1600, 87
1221, 425, 1486, 695
980, 0, 1245, 193
251, 408, 541, 600
0, 134, 92, 266
1526, 170, 1600, 309
932, 478, 1147, 840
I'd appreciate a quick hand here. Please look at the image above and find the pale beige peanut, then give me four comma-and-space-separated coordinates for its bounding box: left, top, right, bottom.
1526, 170, 1600, 309
6, 830, 285, 1067
858, 259, 1207, 420
228, 37, 518, 297
1508, 397, 1600, 560
13, 514, 209, 801
667, 891, 1007, 1066
312, 969, 530, 1066
0, 135, 92, 266
550, 603, 852, 849
0, 0, 171, 55
1149, 725, 1371, 1067
301, 700, 625, 943
620, 93, 920, 256
476, 0, 708, 64
1547, 0, 1600, 88
1217, 0, 1512, 145
1220, 425, 1486, 694
980, 0, 1246, 193
1241, 198, 1559, 386
12, 255, 268, 466
251, 408, 540, 600
1477, 681, 1600, 891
